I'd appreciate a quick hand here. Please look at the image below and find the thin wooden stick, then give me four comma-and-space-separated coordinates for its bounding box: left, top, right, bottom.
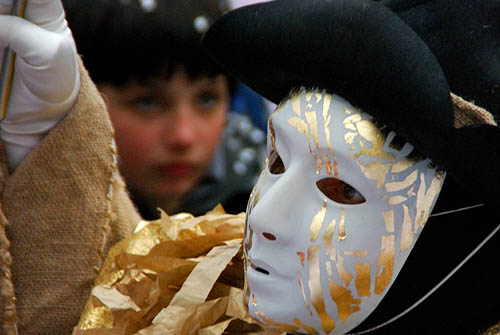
0, 0, 28, 120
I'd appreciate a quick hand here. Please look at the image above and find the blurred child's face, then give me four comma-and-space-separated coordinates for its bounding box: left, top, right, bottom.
100, 69, 229, 212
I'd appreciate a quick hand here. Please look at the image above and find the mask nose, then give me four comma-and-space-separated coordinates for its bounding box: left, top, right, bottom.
247, 163, 310, 244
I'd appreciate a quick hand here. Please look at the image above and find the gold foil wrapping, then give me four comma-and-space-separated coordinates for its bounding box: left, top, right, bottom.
73, 205, 269, 335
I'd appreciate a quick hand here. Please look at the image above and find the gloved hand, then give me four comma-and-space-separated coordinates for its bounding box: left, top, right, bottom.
0, 0, 79, 170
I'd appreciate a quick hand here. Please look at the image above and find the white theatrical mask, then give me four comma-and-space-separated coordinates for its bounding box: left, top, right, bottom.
244, 88, 445, 334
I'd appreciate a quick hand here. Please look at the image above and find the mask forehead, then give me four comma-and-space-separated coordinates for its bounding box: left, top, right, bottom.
245, 88, 445, 334
270, 91, 338, 177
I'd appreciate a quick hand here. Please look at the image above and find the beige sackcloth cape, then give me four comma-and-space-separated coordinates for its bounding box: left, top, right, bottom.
0, 59, 141, 334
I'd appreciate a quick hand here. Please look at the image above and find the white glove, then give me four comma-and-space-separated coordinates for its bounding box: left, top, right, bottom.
0, 0, 79, 170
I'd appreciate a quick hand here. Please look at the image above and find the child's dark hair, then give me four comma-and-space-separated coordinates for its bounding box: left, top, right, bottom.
63, 0, 235, 91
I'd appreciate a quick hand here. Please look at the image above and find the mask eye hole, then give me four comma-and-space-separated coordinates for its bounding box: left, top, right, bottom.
316, 178, 366, 204
268, 150, 285, 175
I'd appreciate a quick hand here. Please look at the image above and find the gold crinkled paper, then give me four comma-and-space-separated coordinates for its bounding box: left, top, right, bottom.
73, 205, 276, 335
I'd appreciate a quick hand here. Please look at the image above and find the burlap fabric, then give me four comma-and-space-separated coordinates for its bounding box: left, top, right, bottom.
451, 93, 497, 128
0, 58, 141, 334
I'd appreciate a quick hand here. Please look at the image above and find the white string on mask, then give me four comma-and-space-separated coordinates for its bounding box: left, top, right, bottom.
347, 205, 499, 335
429, 203, 485, 217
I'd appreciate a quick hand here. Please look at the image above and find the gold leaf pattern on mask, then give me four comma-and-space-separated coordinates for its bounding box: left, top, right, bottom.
407, 185, 416, 198
326, 261, 333, 276
388, 195, 408, 205
355, 263, 371, 297
297, 251, 306, 267
322, 219, 336, 256
352, 147, 395, 163
343, 250, 368, 257
391, 158, 415, 173
336, 253, 354, 287
306, 91, 313, 102
269, 119, 277, 151
323, 94, 332, 134
297, 270, 314, 318
288, 91, 340, 176
308, 108, 334, 175
337, 206, 347, 241
347, 116, 395, 162
305, 111, 319, 148
322, 94, 336, 159
311, 151, 323, 175
329, 248, 337, 262
374, 234, 395, 295
315, 93, 323, 103
308, 246, 336, 333
288, 117, 310, 141
345, 123, 357, 131
343, 113, 362, 130
255, 310, 300, 332
310, 199, 328, 242
288, 107, 325, 174
325, 158, 335, 177
328, 278, 361, 323
416, 172, 444, 230
291, 93, 302, 116
356, 120, 381, 142
333, 159, 340, 179
382, 210, 395, 233
294, 318, 319, 334
343, 107, 397, 191
356, 160, 391, 189
400, 205, 414, 251
385, 169, 419, 193
319, 151, 333, 176
344, 132, 357, 145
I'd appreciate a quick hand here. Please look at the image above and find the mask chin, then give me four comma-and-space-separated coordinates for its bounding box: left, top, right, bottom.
244, 88, 445, 334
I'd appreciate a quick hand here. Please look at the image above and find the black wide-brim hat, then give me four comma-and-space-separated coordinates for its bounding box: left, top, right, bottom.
203, 0, 500, 216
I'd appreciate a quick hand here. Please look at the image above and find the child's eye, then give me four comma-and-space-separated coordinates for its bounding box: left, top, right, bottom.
197, 92, 220, 109
268, 149, 285, 175
316, 178, 366, 204
133, 96, 162, 113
